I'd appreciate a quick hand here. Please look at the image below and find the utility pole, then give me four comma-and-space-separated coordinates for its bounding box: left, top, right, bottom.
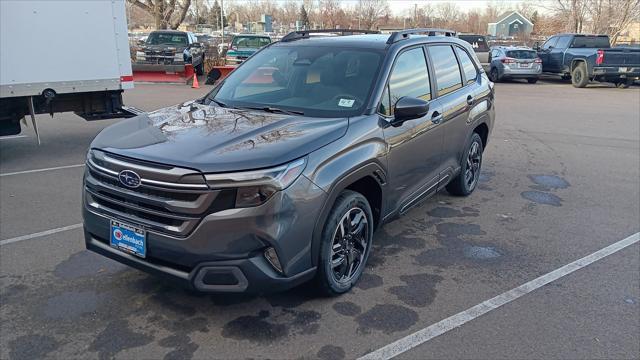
195, 0, 198, 30
220, 0, 224, 40
414, 3, 417, 27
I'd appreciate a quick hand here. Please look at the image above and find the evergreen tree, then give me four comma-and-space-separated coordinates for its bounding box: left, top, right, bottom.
299, 5, 310, 29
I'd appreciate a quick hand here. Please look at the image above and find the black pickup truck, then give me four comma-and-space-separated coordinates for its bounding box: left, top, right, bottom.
535, 34, 640, 88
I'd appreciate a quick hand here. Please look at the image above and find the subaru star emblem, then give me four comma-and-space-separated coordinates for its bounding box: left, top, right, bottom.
118, 170, 141, 188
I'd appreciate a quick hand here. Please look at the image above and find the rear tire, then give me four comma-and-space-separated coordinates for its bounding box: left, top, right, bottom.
446, 133, 483, 197
615, 81, 629, 89
490, 68, 500, 82
316, 190, 373, 296
571, 63, 589, 88
527, 78, 538, 84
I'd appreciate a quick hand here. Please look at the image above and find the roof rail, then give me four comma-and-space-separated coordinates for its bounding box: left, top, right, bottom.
386, 28, 457, 44
280, 29, 380, 42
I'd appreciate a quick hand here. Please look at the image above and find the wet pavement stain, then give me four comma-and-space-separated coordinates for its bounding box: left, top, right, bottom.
42, 290, 100, 319
317, 344, 346, 360
54, 250, 126, 280
265, 284, 316, 308
355, 304, 419, 334
221, 308, 321, 343
521, 191, 562, 207
427, 206, 479, 218
388, 273, 444, 308
150, 288, 198, 317
332, 301, 362, 317
159, 334, 199, 360
356, 272, 383, 290
528, 174, 570, 191
414, 222, 504, 268
464, 246, 502, 260
89, 319, 153, 360
1, 283, 28, 304
9, 334, 59, 360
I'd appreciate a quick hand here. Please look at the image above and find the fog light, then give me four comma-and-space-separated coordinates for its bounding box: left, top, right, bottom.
264, 247, 283, 273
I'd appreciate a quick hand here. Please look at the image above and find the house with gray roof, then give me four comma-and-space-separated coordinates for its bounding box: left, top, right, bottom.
487, 11, 533, 38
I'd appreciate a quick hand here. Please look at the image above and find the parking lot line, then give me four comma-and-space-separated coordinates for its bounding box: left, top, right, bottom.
0, 223, 83, 246
0, 163, 85, 177
359, 232, 640, 360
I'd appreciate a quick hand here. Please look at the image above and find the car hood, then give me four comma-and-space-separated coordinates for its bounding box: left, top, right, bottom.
91, 101, 348, 173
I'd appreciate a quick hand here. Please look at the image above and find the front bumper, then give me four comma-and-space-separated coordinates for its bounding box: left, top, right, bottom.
82, 153, 326, 293
85, 230, 316, 292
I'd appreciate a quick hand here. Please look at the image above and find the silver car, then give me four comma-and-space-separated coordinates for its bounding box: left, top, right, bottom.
488, 46, 541, 83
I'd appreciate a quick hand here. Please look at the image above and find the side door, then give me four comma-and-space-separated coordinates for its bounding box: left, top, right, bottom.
425, 44, 471, 186
549, 35, 572, 72
381, 46, 445, 214
539, 36, 558, 72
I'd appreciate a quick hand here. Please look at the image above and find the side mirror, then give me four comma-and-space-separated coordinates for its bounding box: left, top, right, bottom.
137, 39, 145, 45
391, 97, 429, 126
533, 42, 540, 51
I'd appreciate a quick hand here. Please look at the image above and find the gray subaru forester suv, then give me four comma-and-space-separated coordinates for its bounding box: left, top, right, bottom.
83, 29, 495, 295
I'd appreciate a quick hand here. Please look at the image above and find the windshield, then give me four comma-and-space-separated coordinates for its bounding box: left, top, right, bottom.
146, 33, 188, 46
506, 50, 537, 59
207, 45, 383, 117
571, 36, 610, 48
232, 36, 271, 49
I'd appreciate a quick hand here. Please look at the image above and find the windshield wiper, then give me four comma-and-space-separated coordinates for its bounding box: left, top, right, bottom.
240, 106, 304, 116
210, 98, 228, 108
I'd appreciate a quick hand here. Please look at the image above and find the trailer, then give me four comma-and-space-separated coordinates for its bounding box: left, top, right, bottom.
0, 0, 137, 141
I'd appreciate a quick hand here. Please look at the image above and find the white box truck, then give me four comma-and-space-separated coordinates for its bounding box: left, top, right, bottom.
0, 0, 137, 139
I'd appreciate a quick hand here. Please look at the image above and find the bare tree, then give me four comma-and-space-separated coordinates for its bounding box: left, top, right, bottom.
129, 0, 192, 29
543, 0, 589, 32
357, 0, 389, 30
433, 2, 461, 28
589, 0, 640, 44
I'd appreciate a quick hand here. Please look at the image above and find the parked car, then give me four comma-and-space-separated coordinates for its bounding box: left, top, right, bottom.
225, 34, 271, 65
458, 34, 490, 70
488, 46, 542, 83
535, 34, 640, 88
83, 29, 494, 295
133, 30, 206, 75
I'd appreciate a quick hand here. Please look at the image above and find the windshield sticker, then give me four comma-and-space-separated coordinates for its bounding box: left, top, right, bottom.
338, 99, 355, 107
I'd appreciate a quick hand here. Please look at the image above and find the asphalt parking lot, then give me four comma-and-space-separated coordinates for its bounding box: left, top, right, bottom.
1, 78, 638, 360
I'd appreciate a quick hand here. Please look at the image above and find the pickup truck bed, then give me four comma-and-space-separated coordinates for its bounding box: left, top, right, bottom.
537, 34, 640, 88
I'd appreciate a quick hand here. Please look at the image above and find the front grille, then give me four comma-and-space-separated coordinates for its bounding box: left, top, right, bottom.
84, 150, 235, 237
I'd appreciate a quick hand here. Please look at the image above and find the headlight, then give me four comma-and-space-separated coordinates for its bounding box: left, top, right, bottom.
205, 158, 307, 208
135, 51, 145, 60
174, 53, 184, 61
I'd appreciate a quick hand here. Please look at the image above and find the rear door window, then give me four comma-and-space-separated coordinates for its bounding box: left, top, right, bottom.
455, 47, 478, 85
387, 47, 432, 115
429, 45, 463, 96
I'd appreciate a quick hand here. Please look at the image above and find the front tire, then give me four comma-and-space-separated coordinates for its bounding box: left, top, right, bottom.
571, 63, 589, 88
615, 80, 630, 89
446, 133, 483, 196
316, 190, 373, 296
527, 77, 538, 84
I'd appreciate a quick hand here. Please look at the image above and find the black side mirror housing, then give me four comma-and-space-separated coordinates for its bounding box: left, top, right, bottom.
391, 97, 429, 126
533, 42, 540, 51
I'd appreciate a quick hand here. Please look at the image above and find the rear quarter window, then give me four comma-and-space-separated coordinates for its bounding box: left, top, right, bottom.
571, 36, 611, 48
455, 47, 478, 84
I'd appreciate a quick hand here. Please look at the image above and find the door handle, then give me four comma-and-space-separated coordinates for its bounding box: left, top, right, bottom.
431, 112, 443, 125
466, 95, 475, 106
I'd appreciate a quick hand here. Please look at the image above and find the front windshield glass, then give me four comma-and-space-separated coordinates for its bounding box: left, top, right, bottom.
232, 36, 271, 48
146, 33, 188, 46
208, 45, 383, 117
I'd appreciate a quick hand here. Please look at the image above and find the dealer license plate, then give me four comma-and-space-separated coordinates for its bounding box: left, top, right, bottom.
110, 220, 146, 258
